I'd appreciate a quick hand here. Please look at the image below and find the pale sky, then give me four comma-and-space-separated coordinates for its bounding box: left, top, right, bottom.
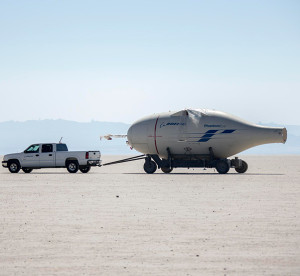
0, 0, 299, 125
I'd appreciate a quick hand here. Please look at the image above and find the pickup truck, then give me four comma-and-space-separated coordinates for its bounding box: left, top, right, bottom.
2, 143, 101, 174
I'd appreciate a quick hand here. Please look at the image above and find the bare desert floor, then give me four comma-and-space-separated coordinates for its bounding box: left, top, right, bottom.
0, 155, 299, 275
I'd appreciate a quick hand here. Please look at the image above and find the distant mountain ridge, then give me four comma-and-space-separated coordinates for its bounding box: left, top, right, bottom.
0, 120, 299, 155
0, 120, 134, 155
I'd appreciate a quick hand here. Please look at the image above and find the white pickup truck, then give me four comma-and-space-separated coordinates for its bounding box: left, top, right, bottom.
2, 143, 101, 174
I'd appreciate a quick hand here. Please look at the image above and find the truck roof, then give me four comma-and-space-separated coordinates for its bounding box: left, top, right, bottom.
30, 143, 67, 145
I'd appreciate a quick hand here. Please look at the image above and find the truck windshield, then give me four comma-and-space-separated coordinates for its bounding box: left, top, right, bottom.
24, 144, 40, 153
56, 144, 68, 151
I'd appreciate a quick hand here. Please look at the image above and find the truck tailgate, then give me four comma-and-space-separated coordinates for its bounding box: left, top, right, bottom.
89, 151, 101, 160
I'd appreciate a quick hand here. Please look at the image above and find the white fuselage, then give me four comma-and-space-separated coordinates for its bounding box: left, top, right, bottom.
127, 109, 287, 159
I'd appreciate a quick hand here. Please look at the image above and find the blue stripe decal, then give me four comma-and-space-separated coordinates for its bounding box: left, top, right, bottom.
197, 129, 236, 142
205, 130, 218, 134
202, 134, 215, 138
222, 129, 235, 134
199, 138, 210, 142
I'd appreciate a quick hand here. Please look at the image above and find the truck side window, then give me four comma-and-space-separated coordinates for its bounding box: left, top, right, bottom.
56, 144, 68, 152
24, 144, 40, 153
42, 144, 53, 153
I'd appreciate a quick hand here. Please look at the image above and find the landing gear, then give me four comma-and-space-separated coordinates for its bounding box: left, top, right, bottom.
235, 160, 248, 173
142, 148, 247, 175
144, 160, 157, 174
161, 167, 173, 173
216, 160, 230, 174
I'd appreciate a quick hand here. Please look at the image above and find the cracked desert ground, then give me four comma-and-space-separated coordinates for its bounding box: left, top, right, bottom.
0, 155, 299, 275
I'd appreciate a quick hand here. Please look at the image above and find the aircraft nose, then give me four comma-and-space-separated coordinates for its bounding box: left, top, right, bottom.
127, 125, 134, 146
282, 127, 287, 143
127, 120, 149, 149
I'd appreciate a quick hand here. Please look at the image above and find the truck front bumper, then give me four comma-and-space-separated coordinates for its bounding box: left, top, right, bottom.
2, 161, 8, 168
88, 160, 101, 166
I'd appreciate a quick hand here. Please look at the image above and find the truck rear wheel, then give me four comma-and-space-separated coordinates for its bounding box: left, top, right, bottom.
79, 166, 91, 173
22, 168, 33, 173
8, 160, 20, 173
66, 161, 79, 173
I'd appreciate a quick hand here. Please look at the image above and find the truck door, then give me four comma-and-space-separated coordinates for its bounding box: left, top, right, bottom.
40, 144, 55, 167
22, 144, 40, 167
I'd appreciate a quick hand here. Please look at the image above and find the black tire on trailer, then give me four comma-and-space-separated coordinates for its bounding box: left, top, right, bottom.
22, 168, 33, 173
66, 160, 79, 173
161, 167, 173, 173
144, 160, 157, 174
8, 160, 21, 173
216, 160, 230, 174
79, 166, 91, 173
235, 160, 248, 173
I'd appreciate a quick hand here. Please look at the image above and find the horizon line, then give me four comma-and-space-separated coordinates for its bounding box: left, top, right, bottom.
0, 119, 295, 126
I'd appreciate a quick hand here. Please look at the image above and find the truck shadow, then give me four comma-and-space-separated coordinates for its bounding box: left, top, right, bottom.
2, 172, 82, 175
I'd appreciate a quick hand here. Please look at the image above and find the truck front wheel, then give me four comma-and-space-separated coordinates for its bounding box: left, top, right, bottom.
66, 161, 79, 173
8, 160, 21, 173
79, 166, 91, 173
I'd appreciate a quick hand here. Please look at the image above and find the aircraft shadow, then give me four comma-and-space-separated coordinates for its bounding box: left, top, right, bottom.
123, 173, 285, 176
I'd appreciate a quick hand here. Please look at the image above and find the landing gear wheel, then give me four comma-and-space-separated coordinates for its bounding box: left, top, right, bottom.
216, 160, 230, 174
8, 161, 20, 173
144, 160, 157, 174
79, 166, 91, 173
22, 168, 33, 173
161, 167, 173, 173
67, 161, 79, 173
235, 160, 248, 173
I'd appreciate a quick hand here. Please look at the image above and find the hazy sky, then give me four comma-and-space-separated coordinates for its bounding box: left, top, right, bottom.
0, 0, 299, 125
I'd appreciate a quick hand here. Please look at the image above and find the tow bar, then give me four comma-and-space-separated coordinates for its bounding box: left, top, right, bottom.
101, 155, 146, 166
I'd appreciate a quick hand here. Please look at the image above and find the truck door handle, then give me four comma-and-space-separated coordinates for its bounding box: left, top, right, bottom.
49, 154, 52, 156
36, 154, 39, 157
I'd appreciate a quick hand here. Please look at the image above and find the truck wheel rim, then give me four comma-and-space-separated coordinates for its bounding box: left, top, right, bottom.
69, 164, 76, 171
10, 164, 17, 171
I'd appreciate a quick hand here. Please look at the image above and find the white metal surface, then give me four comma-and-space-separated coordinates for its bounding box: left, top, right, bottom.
127, 109, 287, 159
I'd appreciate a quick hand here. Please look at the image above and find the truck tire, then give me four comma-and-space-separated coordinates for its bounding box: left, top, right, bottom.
8, 160, 21, 173
66, 160, 79, 173
22, 168, 33, 173
79, 166, 91, 173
